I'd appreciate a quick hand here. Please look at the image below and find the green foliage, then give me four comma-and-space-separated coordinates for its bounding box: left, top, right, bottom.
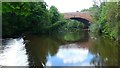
49, 6, 61, 23
90, 2, 120, 41
80, 9, 89, 12
80, 4, 100, 22
26, 2, 50, 34
89, 23, 99, 33
2, 2, 65, 37
2, 2, 48, 37
2, 2, 31, 16
60, 20, 84, 32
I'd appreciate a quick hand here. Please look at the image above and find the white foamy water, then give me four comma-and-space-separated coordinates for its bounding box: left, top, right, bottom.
0, 38, 29, 66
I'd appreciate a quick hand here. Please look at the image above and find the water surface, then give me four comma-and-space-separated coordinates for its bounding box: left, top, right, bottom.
0, 31, 118, 66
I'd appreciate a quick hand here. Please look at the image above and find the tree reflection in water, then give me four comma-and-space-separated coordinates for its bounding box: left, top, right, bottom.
25, 31, 118, 66
25, 35, 60, 66
89, 34, 118, 66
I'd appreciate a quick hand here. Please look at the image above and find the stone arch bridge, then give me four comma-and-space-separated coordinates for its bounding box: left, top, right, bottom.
63, 12, 93, 28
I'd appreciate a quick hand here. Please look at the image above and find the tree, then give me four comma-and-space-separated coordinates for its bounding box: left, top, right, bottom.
90, 1, 120, 41
2, 2, 66, 37
2, 2, 50, 37
49, 6, 61, 24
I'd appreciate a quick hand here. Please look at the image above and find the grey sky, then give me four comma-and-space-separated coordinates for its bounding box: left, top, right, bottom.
44, 0, 94, 13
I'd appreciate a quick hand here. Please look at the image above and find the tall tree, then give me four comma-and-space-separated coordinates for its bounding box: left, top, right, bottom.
49, 6, 61, 24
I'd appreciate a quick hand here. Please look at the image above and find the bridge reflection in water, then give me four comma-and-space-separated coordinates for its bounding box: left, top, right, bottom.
0, 31, 118, 66
24, 31, 118, 66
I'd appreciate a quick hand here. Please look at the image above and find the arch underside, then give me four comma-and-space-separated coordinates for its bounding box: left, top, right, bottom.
69, 17, 90, 28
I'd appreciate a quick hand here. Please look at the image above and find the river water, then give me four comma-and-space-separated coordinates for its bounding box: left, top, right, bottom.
0, 31, 118, 67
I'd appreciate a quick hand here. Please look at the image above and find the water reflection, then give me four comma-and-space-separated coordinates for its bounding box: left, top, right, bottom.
25, 32, 118, 66
89, 35, 118, 66
59, 32, 84, 41
0, 31, 118, 66
56, 31, 89, 44
25, 35, 60, 66
46, 43, 95, 66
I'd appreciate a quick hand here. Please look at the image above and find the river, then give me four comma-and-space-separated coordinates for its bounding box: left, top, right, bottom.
0, 31, 118, 67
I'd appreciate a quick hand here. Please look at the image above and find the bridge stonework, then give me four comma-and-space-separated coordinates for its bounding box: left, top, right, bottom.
63, 12, 93, 22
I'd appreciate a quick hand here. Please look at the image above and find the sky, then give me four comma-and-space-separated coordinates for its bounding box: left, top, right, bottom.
44, 0, 94, 13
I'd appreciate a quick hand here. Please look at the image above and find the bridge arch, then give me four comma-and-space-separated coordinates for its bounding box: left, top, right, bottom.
69, 17, 90, 28
63, 12, 93, 28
